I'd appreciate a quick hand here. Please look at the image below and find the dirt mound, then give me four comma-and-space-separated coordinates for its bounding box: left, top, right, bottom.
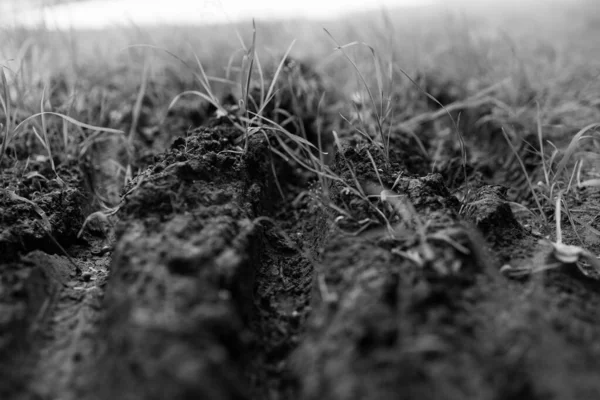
3, 86, 600, 400
0, 165, 86, 262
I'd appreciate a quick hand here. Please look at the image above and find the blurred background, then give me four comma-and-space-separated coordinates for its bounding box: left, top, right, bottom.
0, 0, 586, 30
9, 0, 431, 29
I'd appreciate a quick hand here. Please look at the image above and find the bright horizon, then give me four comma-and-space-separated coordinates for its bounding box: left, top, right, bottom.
3, 0, 441, 30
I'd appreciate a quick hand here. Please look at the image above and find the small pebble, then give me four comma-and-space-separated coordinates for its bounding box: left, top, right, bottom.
82, 272, 92, 282
91, 246, 112, 256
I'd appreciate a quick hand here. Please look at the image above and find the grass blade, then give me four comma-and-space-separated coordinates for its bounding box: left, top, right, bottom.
502, 127, 546, 222
0, 68, 10, 167
40, 85, 56, 174
554, 123, 600, 179
12, 112, 125, 138
129, 56, 150, 142
536, 102, 550, 187
264, 40, 296, 112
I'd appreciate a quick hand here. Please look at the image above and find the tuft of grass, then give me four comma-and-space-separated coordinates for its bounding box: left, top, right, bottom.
501, 126, 547, 222
501, 190, 600, 279
554, 122, 600, 179
324, 29, 393, 163
240, 20, 257, 152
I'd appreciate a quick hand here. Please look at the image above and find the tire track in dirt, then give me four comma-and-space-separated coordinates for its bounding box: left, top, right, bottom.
1, 120, 317, 400
23, 247, 109, 400
0, 161, 95, 400
246, 203, 321, 399
86, 126, 286, 400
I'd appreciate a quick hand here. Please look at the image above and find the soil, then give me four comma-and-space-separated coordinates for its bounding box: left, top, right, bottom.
3, 65, 600, 400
